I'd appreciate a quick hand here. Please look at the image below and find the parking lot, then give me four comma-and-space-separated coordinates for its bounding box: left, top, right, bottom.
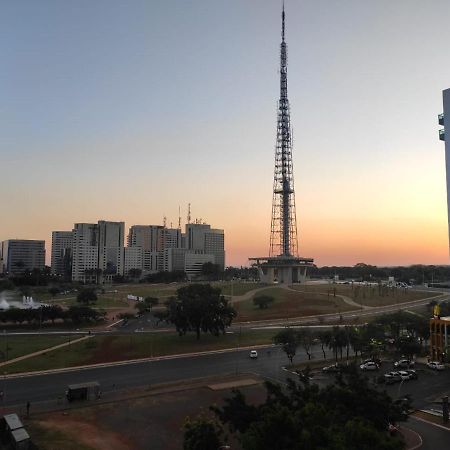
314, 360, 450, 411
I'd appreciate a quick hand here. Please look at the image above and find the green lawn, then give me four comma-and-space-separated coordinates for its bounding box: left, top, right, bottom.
212, 282, 264, 296
290, 284, 440, 307
0, 335, 73, 363
5, 329, 276, 374
234, 287, 356, 322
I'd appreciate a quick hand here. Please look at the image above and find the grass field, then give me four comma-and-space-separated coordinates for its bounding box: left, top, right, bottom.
290, 284, 439, 308
0, 335, 72, 363
235, 287, 356, 322
212, 282, 264, 296
5, 329, 276, 374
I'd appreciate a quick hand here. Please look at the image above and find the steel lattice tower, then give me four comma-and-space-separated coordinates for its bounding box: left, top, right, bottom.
269, 3, 298, 258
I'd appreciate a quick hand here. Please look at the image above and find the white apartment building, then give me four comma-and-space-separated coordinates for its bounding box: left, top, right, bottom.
128, 225, 163, 273
51, 231, 73, 275
71, 223, 99, 283
124, 246, 143, 275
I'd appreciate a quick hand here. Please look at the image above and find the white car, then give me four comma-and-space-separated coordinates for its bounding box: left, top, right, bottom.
394, 359, 414, 369
360, 361, 379, 371
398, 371, 412, 381
427, 361, 445, 371
250, 350, 258, 359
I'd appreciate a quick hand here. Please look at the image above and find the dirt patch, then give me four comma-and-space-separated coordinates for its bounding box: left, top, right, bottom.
32, 414, 133, 450
27, 382, 267, 450
208, 378, 261, 390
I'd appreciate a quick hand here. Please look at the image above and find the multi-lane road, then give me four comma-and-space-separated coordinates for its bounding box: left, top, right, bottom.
1, 345, 298, 407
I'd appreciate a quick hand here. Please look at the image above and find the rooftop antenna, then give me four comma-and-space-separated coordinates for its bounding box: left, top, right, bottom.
178, 206, 181, 229
187, 203, 191, 224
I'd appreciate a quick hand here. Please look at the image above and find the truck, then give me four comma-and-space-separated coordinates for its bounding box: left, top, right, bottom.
66, 382, 101, 402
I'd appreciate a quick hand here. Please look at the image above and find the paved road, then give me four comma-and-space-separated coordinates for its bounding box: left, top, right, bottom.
407, 416, 450, 449
0, 345, 308, 407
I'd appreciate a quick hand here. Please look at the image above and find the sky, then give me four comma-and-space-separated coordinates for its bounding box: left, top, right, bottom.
1, 0, 450, 267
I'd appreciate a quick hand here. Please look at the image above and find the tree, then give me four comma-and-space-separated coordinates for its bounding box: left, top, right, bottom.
145, 296, 158, 310
206, 366, 406, 450
201, 262, 221, 281
166, 284, 236, 339
128, 268, 142, 280
253, 295, 274, 310
183, 414, 225, 450
317, 331, 331, 359
77, 288, 97, 305
273, 328, 300, 364
135, 302, 147, 315
297, 328, 314, 360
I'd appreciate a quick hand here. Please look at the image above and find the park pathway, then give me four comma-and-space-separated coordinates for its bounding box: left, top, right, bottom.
0, 335, 93, 369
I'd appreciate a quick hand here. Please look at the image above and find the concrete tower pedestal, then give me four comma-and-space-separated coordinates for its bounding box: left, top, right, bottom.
249, 256, 314, 285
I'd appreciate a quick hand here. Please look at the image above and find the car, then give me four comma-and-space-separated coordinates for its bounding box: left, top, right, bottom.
405, 369, 418, 380
427, 361, 445, 370
394, 359, 415, 369
398, 371, 412, 381
249, 350, 258, 359
384, 371, 402, 384
362, 357, 382, 366
322, 363, 341, 373
360, 361, 379, 371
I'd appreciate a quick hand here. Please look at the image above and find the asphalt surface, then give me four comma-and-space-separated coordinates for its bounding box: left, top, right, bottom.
0, 345, 310, 407
408, 416, 450, 449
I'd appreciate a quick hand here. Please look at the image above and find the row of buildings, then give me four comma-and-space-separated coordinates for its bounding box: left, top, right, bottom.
1, 220, 225, 283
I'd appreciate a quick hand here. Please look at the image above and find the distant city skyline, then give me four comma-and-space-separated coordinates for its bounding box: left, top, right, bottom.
2, 1, 450, 267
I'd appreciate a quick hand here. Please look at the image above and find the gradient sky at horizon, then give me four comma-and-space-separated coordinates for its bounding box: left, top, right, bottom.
1, 0, 450, 267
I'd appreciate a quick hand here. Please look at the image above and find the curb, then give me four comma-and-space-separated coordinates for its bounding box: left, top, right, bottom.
3, 343, 277, 379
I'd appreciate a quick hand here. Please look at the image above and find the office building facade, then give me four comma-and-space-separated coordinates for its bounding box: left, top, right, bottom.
0, 240, 45, 275
51, 231, 73, 276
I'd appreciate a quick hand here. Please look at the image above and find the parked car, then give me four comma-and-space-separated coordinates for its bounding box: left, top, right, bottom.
249, 350, 258, 359
398, 371, 412, 381
384, 372, 402, 384
405, 369, 418, 380
394, 359, 415, 369
362, 357, 382, 366
322, 363, 341, 373
427, 361, 445, 370
360, 361, 379, 371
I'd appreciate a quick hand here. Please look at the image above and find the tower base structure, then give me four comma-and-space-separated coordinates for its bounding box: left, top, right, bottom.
249, 255, 314, 284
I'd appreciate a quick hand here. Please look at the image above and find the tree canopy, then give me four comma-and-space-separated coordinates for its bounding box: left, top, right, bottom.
166, 284, 236, 339
209, 366, 407, 450
77, 287, 98, 305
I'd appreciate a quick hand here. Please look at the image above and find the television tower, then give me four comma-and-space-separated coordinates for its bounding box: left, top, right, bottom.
249, 2, 313, 284
270, 1, 298, 258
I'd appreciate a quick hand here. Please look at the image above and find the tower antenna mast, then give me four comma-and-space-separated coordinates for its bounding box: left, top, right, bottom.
269, 0, 299, 257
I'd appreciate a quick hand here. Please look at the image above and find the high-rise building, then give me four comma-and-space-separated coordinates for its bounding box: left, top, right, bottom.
0, 240, 45, 275
51, 231, 73, 276
439, 88, 450, 254
124, 246, 143, 276
71, 223, 99, 283
97, 220, 125, 280
186, 223, 225, 270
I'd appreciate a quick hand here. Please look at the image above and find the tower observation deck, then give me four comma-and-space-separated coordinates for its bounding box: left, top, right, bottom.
249, 3, 314, 284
